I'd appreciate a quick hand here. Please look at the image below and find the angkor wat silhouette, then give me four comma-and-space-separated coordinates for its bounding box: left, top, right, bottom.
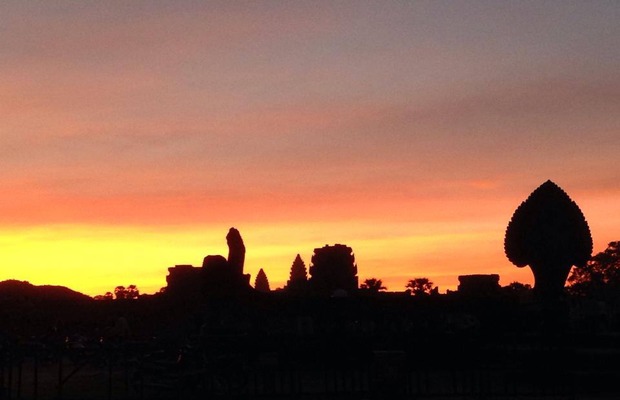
0, 180, 617, 399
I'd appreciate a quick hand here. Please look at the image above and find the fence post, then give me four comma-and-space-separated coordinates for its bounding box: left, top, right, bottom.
16, 361, 22, 399
57, 349, 63, 400
33, 349, 38, 400
7, 353, 12, 400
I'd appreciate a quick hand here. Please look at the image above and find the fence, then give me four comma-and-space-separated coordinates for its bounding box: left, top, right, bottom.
1, 335, 619, 399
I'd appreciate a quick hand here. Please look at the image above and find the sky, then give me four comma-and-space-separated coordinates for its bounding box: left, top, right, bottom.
1, 1, 619, 296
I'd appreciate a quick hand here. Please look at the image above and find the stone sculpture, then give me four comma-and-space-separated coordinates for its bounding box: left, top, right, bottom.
202, 228, 251, 296
504, 180, 592, 299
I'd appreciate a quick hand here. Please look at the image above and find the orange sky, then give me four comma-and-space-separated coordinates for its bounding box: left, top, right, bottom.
0, 2, 618, 296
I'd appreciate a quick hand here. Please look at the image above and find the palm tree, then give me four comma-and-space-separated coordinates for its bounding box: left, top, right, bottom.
360, 278, 387, 293
504, 180, 592, 299
406, 278, 433, 296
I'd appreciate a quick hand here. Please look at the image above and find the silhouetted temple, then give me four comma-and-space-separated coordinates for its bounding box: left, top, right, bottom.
309, 244, 358, 296
286, 254, 308, 294
458, 274, 501, 297
202, 228, 252, 296
166, 264, 201, 298
2, 206, 619, 399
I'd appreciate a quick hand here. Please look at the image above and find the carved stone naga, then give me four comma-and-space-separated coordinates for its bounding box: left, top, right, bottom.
504, 180, 592, 299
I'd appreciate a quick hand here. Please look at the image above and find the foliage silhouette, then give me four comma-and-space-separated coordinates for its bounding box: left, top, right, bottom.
113, 285, 139, 300
127, 284, 140, 299
502, 282, 533, 301
94, 291, 114, 301
503, 281, 532, 293
567, 241, 620, 298
406, 278, 433, 296
254, 268, 270, 292
309, 244, 358, 295
505, 180, 592, 299
114, 286, 126, 300
360, 278, 386, 293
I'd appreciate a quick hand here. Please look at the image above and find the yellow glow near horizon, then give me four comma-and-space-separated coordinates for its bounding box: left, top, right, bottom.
0, 220, 538, 297
0, 225, 221, 296
2, 186, 616, 297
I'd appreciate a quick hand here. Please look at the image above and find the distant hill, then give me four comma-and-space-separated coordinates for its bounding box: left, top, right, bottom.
0, 280, 92, 304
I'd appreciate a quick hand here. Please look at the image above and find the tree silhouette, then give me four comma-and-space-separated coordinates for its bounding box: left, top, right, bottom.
504, 180, 592, 299
94, 291, 113, 301
309, 244, 358, 295
567, 241, 620, 298
254, 268, 271, 292
113, 285, 139, 300
126, 284, 140, 299
406, 278, 433, 296
286, 254, 308, 293
360, 278, 386, 293
114, 286, 127, 300
503, 281, 532, 293
502, 281, 533, 299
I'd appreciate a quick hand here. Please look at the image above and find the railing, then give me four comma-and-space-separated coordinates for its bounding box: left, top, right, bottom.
1, 335, 619, 399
